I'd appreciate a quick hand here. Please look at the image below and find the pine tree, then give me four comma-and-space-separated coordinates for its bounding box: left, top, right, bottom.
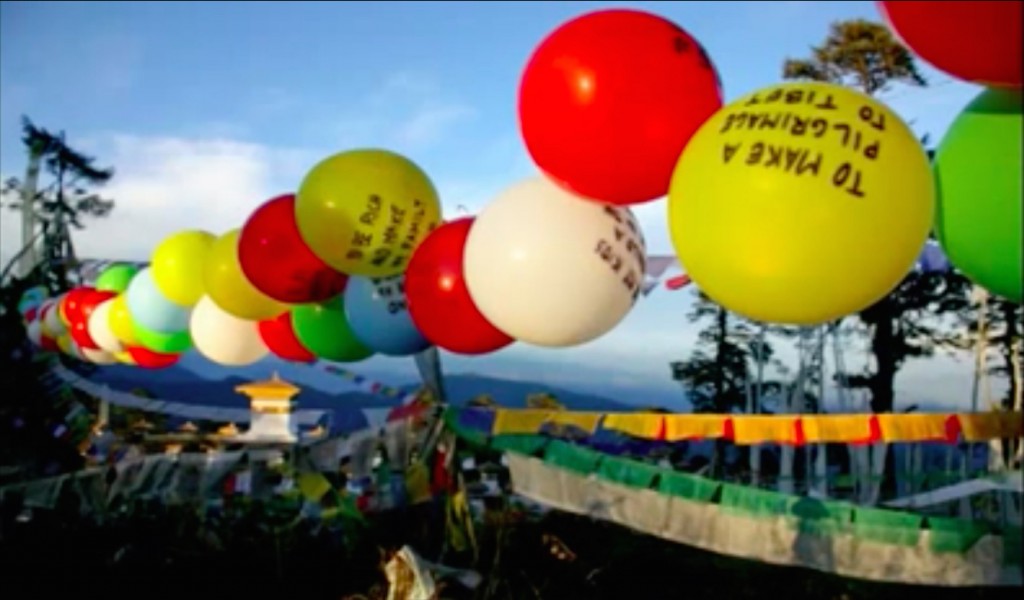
783, 20, 972, 416
1, 116, 115, 292
783, 19, 926, 95
670, 290, 789, 476
0, 118, 118, 471
783, 20, 977, 500
941, 292, 1024, 466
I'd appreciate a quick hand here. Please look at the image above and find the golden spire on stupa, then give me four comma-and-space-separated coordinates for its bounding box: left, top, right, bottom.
234, 371, 301, 399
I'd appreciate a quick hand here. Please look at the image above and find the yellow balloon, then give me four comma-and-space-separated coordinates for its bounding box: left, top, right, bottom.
203, 229, 287, 320
667, 82, 933, 325
114, 350, 136, 365
151, 229, 216, 306
56, 334, 76, 357
40, 314, 57, 338
295, 149, 442, 277
58, 294, 71, 326
108, 295, 139, 346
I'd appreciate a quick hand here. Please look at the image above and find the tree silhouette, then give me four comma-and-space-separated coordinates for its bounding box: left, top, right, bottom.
783, 19, 926, 95
940, 293, 1023, 465
670, 291, 793, 414
0, 118, 117, 479
782, 20, 972, 417
1, 116, 115, 292
782, 19, 980, 502
988, 300, 1022, 413
670, 290, 790, 476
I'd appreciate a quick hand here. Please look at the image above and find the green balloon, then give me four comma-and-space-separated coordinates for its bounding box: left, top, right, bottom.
292, 296, 373, 362
132, 319, 192, 354
934, 89, 1022, 303
96, 264, 140, 294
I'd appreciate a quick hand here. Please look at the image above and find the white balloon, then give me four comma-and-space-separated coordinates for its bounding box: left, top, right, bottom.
34, 298, 51, 318
190, 295, 269, 366
87, 299, 124, 354
81, 347, 117, 365
463, 176, 647, 347
42, 297, 67, 337
26, 319, 44, 347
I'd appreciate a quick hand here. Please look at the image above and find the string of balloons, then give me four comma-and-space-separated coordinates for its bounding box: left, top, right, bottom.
17, 2, 1021, 372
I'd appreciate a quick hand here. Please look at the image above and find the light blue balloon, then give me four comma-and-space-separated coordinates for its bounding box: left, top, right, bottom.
125, 267, 191, 333
18, 286, 48, 315
344, 275, 431, 357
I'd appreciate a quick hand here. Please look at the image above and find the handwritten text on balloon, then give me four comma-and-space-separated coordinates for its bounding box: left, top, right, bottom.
717, 86, 887, 199
594, 206, 647, 302
370, 276, 408, 315
349, 195, 438, 269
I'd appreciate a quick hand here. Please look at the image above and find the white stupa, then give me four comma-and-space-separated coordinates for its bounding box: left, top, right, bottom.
232, 372, 300, 444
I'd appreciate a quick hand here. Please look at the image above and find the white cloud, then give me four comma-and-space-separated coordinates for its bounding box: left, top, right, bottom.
1, 128, 514, 270
23, 134, 318, 262
0, 66, 480, 271
0, 127, 523, 269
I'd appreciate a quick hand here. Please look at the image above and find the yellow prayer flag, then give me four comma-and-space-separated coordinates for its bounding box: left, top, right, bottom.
877, 414, 949, 442
548, 411, 601, 433
492, 409, 601, 435
493, 410, 555, 435
664, 414, 728, 441
603, 413, 664, 439
731, 416, 798, 445
801, 415, 873, 443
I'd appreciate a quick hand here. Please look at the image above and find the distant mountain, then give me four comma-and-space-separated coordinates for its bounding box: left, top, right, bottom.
85, 364, 393, 431
88, 364, 632, 409
82, 361, 636, 432
87, 364, 394, 407
167, 352, 692, 412
437, 373, 632, 412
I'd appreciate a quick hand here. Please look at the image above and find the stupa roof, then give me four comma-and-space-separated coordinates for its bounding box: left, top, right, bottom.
235, 372, 301, 399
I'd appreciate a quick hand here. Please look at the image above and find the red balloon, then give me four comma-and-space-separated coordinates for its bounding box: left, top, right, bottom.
405, 218, 513, 355
69, 289, 117, 350
518, 9, 723, 206
239, 194, 349, 303
258, 311, 316, 363
69, 320, 97, 350
61, 287, 93, 324
879, 1, 1022, 88
81, 289, 116, 318
40, 334, 59, 353
126, 346, 180, 369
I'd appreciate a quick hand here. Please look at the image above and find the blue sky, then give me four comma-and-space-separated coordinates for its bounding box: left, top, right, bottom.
0, 1, 990, 410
